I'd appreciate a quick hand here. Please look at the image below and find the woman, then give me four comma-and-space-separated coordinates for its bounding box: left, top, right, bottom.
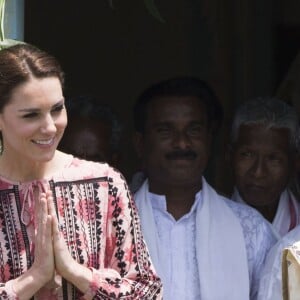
0, 44, 162, 299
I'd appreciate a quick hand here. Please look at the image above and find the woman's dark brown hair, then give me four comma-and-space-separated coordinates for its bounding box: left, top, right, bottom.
0, 43, 64, 112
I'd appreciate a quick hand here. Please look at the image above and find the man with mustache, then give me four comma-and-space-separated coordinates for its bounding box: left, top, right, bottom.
132, 76, 277, 300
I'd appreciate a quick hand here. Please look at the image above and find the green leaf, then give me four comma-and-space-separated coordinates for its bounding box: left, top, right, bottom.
0, 0, 24, 50
0, 0, 5, 41
143, 0, 165, 23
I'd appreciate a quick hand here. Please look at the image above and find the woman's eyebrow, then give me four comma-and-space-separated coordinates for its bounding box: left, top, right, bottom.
18, 98, 65, 112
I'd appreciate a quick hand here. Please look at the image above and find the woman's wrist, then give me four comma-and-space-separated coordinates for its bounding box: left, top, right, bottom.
61, 262, 93, 296
12, 267, 50, 300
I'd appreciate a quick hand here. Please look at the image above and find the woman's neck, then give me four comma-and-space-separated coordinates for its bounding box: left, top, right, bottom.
0, 150, 64, 182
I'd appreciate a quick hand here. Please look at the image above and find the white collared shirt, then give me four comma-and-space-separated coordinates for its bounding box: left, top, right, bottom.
149, 191, 201, 300
145, 189, 277, 300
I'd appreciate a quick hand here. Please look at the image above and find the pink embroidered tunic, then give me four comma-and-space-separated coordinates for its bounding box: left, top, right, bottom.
0, 155, 162, 299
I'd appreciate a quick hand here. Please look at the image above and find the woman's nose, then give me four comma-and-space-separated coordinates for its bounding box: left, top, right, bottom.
40, 114, 56, 133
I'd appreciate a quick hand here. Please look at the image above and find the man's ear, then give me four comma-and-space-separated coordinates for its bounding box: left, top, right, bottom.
132, 132, 144, 159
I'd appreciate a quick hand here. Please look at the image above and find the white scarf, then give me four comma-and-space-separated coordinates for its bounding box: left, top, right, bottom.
134, 178, 249, 300
232, 188, 300, 238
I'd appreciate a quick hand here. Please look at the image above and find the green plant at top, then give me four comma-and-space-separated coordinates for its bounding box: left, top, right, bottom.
109, 0, 165, 23
143, 0, 165, 23
0, 0, 24, 50
0, 0, 5, 42
0, 0, 165, 51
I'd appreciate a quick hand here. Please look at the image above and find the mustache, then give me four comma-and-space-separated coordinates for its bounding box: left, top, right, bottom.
165, 150, 197, 160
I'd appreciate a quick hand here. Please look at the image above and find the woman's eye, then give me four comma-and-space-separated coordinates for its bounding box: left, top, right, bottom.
22, 112, 38, 118
52, 104, 64, 113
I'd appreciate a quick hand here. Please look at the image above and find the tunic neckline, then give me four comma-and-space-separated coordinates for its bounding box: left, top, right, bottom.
0, 153, 74, 185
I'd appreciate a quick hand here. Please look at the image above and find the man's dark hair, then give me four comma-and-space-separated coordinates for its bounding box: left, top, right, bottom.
65, 95, 123, 153
133, 76, 223, 134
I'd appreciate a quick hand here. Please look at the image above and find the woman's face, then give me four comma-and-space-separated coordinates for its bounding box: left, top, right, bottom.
0, 77, 67, 164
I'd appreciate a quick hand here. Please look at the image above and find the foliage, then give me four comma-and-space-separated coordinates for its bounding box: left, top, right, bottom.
0, 0, 24, 50
0, 0, 165, 51
109, 0, 165, 23
143, 0, 165, 23
0, 0, 4, 41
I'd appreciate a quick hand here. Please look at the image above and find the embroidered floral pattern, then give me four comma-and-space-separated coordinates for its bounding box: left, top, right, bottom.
0, 158, 162, 299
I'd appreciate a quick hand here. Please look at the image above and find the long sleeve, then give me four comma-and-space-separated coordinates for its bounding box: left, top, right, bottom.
0, 159, 162, 299
81, 170, 162, 299
0, 280, 18, 299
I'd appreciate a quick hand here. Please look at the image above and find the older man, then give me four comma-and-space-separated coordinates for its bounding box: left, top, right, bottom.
229, 97, 300, 238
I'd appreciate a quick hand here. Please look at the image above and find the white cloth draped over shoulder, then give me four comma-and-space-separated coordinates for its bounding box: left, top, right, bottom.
232, 188, 300, 238
134, 178, 250, 300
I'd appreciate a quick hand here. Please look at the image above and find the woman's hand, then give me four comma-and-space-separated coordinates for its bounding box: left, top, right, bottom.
31, 191, 55, 283
47, 193, 93, 297
47, 193, 78, 277
12, 192, 55, 300
47, 196, 75, 277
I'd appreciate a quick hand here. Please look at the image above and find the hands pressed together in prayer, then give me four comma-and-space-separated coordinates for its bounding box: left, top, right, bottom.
12, 192, 93, 300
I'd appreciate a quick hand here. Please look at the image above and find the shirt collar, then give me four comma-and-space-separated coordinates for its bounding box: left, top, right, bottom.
148, 189, 203, 218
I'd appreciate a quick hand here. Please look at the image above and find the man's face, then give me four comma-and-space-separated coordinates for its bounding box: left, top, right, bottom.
232, 124, 295, 208
135, 96, 212, 193
60, 118, 113, 164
